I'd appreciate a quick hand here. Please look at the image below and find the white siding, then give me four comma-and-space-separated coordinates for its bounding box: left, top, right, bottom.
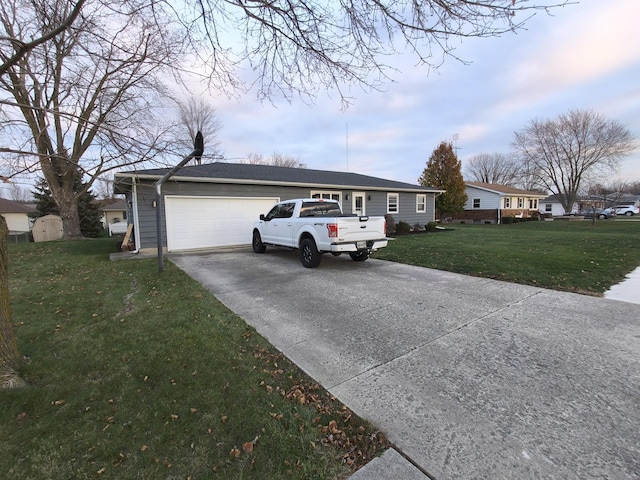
464, 187, 501, 209
3, 212, 31, 232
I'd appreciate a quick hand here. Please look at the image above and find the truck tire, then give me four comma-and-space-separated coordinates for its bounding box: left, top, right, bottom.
349, 251, 369, 262
252, 230, 266, 253
300, 238, 322, 268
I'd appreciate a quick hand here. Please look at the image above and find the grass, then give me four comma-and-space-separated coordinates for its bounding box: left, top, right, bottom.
377, 219, 640, 295
3, 220, 637, 479
1, 238, 388, 479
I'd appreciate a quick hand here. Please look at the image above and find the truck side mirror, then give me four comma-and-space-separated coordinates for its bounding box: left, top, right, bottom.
260, 214, 266, 221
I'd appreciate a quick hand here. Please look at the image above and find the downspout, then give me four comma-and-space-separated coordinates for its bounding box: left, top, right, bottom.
154, 132, 204, 272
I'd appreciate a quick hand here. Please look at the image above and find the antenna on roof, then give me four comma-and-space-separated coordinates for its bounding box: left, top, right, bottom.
346, 122, 349, 172
452, 133, 461, 156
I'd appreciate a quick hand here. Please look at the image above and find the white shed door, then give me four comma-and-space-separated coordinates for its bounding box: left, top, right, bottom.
165, 196, 278, 252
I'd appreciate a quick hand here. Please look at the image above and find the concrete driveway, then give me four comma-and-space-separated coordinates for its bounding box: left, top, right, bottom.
171, 248, 640, 479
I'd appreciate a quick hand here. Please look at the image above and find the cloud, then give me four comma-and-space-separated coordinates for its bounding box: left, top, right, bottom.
188, 0, 640, 185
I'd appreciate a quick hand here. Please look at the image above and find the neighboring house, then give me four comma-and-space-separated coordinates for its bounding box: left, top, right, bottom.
615, 194, 640, 207
579, 193, 640, 211
452, 182, 548, 224
100, 198, 127, 228
540, 194, 579, 216
0, 197, 35, 233
113, 162, 444, 253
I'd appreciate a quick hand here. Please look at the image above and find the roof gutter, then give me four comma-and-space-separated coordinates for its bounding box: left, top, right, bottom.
155, 132, 203, 273
117, 172, 445, 194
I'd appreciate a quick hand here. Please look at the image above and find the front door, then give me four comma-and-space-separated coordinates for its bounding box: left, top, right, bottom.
352, 192, 366, 216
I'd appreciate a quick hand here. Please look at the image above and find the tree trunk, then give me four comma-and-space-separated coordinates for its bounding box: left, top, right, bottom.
57, 189, 83, 239
0, 215, 25, 388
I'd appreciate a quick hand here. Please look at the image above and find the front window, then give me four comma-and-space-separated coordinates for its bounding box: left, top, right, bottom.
416, 194, 426, 213
504, 198, 511, 208
387, 193, 399, 213
311, 191, 341, 202
545, 204, 552, 212
517, 197, 524, 208
529, 199, 538, 209
473, 198, 481, 209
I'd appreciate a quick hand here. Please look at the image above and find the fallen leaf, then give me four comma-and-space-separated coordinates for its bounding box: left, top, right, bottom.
328, 420, 340, 434
140, 445, 148, 452
242, 442, 254, 453
230, 448, 241, 458
170, 414, 179, 420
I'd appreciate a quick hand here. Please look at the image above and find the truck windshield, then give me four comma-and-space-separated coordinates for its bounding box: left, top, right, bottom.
300, 201, 342, 217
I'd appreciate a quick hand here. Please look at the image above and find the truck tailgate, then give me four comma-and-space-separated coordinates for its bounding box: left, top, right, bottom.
334, 217, 385, 242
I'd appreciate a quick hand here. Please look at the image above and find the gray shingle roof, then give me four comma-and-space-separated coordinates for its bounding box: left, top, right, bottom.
116, 162, 440, 192
0, 197, 35, 214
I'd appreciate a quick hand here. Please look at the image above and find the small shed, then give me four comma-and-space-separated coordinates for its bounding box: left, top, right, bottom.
32, 215, 64, 242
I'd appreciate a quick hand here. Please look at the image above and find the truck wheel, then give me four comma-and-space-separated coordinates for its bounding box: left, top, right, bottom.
300, 238, 322, 268
252, 230, 266, 253
349, 251, 369, 262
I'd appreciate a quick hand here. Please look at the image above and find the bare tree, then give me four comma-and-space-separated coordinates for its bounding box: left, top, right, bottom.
246, 152, 304, 168
464, 153, 519, 185
7, 182, 31, 202
0, 0, 186, 237
513, 109, 635, 214
625, 181, 640, 195
175, 97, 223, 164
181, 0, 569, 105
0, 0, 572, 237
0, 0, 85, 76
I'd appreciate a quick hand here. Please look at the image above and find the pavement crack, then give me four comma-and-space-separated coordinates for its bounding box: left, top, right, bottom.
330, 290, 544, 390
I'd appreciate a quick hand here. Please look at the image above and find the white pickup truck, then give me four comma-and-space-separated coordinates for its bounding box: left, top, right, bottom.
252, 198, 388, 268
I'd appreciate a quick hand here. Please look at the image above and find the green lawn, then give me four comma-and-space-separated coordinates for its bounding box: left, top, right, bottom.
377, 219, 640, 295
3, 220, 637, 478
1, 239, 387, 479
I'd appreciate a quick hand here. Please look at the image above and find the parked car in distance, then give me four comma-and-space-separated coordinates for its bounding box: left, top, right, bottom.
612, 204, 639, 216
581, 208, 616, 220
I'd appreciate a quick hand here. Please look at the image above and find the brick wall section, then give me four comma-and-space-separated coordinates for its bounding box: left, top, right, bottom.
448, 209, 540, 224
448, 209, 498, 224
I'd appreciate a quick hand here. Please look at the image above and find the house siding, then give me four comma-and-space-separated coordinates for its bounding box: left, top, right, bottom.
2, 212, 31, 232
465, 187, 501, 210
130, 180, 437, 250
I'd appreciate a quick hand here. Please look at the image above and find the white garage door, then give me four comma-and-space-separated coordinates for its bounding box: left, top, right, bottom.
165, 196, 278, 252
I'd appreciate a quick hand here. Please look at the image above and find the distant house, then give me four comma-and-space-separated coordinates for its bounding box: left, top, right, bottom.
451, 182, 548, 224
540, 194, 579, 216
100, 198, 127, 228
0, 197, 35, 233
114, 162, 444, 253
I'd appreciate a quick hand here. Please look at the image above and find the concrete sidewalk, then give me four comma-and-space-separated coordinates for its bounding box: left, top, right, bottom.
171, 249, 640, 479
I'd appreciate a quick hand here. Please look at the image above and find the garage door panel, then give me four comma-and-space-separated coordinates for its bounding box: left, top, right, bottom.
165, 196, 277, 251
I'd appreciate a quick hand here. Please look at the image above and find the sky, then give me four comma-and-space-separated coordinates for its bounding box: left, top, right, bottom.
203, 0, 640, 187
